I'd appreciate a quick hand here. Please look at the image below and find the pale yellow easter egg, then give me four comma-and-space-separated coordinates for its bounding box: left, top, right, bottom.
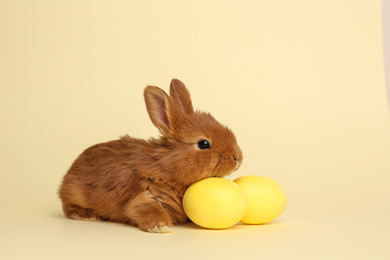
183, 177, 248, 229
234, 175, 287, 224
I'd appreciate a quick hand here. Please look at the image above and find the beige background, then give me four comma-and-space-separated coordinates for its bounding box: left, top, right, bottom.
1, 1, 389, 259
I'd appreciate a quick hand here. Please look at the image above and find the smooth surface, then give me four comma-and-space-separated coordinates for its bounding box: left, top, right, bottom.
1, 1, 389, 259
183, 178, 248, 229
234, 175, 287, 224
384, 0, 390, 108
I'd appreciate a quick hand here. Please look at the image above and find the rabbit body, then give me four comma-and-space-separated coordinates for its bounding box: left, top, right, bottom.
59, 79, 242, 233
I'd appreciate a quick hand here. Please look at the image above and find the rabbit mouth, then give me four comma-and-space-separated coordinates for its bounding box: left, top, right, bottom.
212, 155, 238, 177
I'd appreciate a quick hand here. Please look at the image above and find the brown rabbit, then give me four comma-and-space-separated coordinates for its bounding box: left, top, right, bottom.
58, 79, 242, 233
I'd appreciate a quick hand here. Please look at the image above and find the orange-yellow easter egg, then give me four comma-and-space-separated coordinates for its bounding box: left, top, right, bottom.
183, 177, 248, 229
234, 175, 287, 224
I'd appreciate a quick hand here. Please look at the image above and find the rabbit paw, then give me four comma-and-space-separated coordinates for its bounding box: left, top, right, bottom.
147, 224, 172, 233
70, 214, 99, 221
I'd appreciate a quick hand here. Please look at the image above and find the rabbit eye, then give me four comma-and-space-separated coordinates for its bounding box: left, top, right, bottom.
197, 140, 211, 150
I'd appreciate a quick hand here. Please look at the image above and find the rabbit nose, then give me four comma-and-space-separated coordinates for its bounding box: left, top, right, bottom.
233, 154, 242, 171
232, 153, 241, 163
232, 147, 243, 165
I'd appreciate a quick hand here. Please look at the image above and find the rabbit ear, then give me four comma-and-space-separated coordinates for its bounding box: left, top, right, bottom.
169, 79, 194, 115
144, 86, 180, 135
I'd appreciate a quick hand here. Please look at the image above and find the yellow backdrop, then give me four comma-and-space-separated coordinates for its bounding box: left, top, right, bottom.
1, 1, 389, 259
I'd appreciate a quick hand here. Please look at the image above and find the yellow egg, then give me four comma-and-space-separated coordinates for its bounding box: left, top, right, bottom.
234, 175, 287, 224
183, 177, 248, 229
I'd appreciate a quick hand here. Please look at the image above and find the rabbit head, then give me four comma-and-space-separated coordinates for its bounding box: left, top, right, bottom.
144, 79, 242, 185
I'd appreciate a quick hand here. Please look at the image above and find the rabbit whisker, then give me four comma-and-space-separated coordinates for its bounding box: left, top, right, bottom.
240, 162, 259, 174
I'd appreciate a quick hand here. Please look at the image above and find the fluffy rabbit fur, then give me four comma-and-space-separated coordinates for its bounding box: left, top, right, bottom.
59, 79, 242, 233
